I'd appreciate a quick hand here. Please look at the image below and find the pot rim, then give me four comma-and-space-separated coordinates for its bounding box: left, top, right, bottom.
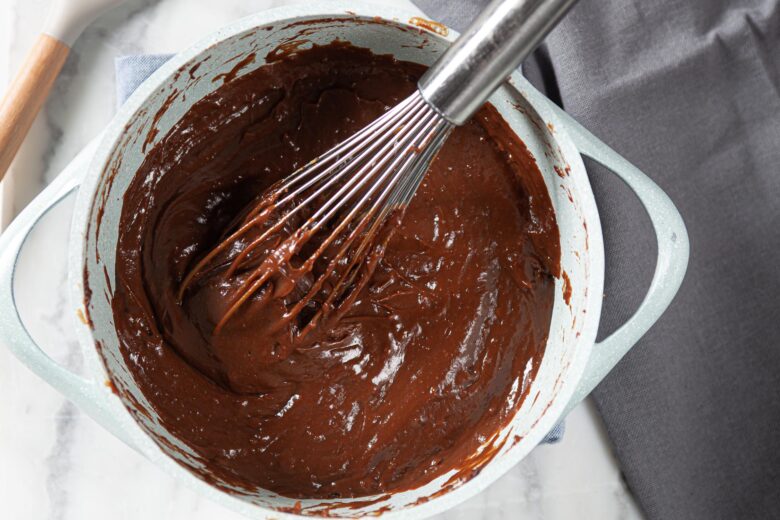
68, 2, 605, 519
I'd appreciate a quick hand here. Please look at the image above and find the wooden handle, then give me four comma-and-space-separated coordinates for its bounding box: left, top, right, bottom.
0, 34, 70, 181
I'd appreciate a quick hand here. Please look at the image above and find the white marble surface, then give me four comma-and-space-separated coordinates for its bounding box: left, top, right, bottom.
0, 0, 644, 518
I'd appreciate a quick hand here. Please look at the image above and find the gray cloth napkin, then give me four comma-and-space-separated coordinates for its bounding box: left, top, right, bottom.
414, 0, 780, 519
113, 55, 567, 444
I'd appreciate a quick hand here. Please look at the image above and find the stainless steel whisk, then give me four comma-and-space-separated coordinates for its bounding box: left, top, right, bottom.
180, 0, 577, 337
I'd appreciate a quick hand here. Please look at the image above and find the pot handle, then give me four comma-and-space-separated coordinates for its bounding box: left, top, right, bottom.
550, 106, 690, 412
0, 139, 140, 449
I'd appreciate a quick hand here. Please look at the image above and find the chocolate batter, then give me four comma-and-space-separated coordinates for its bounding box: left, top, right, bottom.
111, 42, 559, 499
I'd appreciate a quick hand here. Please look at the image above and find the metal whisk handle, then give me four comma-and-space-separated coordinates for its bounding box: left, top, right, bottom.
418, 0, 578, 125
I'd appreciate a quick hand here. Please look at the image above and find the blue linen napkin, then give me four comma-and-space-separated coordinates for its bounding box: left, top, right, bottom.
114, 54, 565, 445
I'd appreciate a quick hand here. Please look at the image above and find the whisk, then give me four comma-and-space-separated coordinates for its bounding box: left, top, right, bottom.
179, 0, 577, 338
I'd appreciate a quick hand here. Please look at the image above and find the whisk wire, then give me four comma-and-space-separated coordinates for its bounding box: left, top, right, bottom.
180, 90, 453, 338
217, 94, 434, 305
321, 122, 453, 313
272, 113, 452, 335
176, 94, 429, 298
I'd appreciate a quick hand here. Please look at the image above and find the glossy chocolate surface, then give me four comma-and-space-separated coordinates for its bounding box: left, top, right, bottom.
111, 42, 559, 498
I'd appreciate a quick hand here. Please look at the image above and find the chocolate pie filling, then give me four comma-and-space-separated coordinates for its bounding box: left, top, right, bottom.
110, 42, 560, 498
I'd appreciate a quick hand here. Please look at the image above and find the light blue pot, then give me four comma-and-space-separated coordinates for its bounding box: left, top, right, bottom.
0, 2, 689, 519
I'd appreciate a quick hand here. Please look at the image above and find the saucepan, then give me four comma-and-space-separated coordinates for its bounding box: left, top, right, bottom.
0, 2, 688, 518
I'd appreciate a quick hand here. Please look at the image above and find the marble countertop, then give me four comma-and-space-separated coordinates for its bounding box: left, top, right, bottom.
0, 0, 643, 518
